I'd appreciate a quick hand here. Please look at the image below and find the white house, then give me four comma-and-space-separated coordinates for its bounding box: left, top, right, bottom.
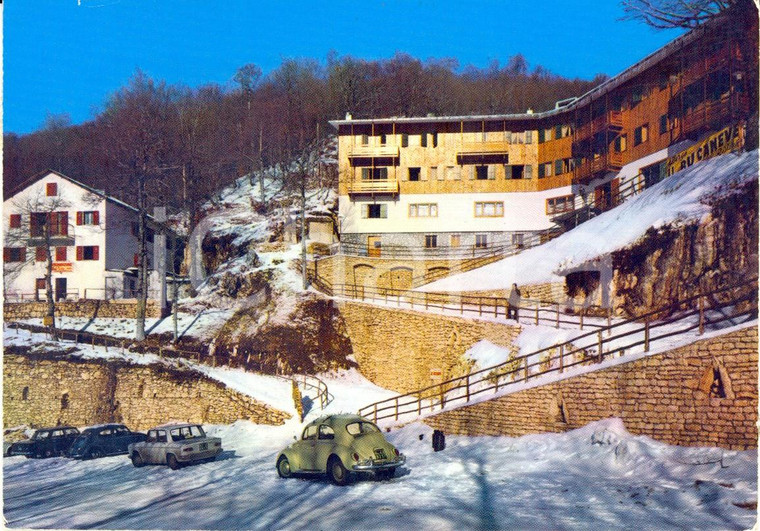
3, 170, 179, 302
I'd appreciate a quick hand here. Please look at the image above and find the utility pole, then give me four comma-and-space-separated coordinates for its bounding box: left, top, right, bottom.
301, 171, 308, 290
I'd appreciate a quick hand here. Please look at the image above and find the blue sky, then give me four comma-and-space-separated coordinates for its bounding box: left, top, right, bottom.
4, 0, 683, 135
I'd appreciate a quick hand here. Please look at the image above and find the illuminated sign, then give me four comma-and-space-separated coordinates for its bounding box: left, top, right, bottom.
666, 124, 744, 176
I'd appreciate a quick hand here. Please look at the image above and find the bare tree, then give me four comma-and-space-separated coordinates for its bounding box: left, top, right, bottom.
620, 0, 740, 28
5, 190, 75, 338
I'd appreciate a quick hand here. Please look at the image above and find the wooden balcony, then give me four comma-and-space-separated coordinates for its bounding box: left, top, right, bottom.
575, 111, 623, 141
459, 141, 511, 155
574, 152, 623, 183
347, 145, 400, 159
346, 179, 399, 195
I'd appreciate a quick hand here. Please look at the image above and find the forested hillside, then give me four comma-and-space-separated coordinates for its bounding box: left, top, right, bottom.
4, 53, 603, 223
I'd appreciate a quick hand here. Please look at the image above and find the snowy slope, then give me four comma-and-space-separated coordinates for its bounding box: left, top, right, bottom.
425, 150, 758, 292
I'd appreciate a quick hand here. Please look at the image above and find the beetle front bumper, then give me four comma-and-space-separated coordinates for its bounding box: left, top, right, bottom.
352, 454, 406, 471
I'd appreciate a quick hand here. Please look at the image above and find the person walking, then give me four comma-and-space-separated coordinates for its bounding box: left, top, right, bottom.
508, 283, 521, 321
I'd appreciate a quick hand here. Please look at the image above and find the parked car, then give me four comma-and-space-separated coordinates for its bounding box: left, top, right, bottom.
68, 424, 147, 459
128, 423, 222, 470
6, 427, 80, 458
276, 414, 406, 485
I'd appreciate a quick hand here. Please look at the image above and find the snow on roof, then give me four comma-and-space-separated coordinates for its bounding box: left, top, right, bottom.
424, 149, 758, 292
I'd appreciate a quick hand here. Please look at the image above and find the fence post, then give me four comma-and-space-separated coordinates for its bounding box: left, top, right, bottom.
644, 317, 650, 352
524, 357, 529, 382
494, 299, 497, 318
579, 309, 584, 330
556, 304, 560, 328
698, 296, 705, 335
597, 330, 603, 363
535, 303, 539, 325
374, 403, 378, 423
466, 374, 471, 402
395, 397, 399, 421
460, 299, 464, 315
440, 383, 445, 409
559, 344, 564, 373
418, 395, 421, 416
607, 308, 612, 336
479, 298, 483, 317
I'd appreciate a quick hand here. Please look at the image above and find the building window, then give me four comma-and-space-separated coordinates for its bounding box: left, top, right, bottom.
409, 203, 438, 217
475, 202, 504, 217
538, 162, 553, 178
31, 212, 68, 237
77, 211, 99, 226
420, 134, 427, 148
505, 165, 524, 179
46, 183, 58, 196
35, 246, 46, 262
365, 204, 388, 219
425, 235, 438, 248
634, 124, 649, 146
77, 245, 100, 261
4, 247, 26, 263
361, 134, 369, 145
475, 165, 489, 180
9, 214, 21, 228
408, 167, 421, 181
55, 247, 67, 262
524, 165, 533, 179
361, 167, 388, 180
614, 134, 627, 153
380, 133, 387, 145
631, 86, 645, 105
22, 387, 29, 401
450, 234, 461, 247
525, 130, 533, 144
512, 233, 525, 249
659, 114, 668, 135
61, 393, 69, 410
546, 195, 575, 214
431, 133, 438, 148
475, 234, 488, 248
401, 134, 409, 147
555, 160, 564, 176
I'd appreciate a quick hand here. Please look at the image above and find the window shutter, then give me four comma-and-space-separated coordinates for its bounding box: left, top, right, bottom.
93, 246, 99, 260
9, 214, 21, 228
469, 166, 475, 180
134, 253, 139, 267
538, 129, 545, 143
380, 204, 388, 218
3, 248, 9, 262
77, 212, 83, 225
46, 183, 57, 196
488, 166, 495, 180
20, 248, 26, 262
525, 131, 533, 144
93, 211, 100, 225
56, 247, 67, 262
60, 212, 68, 235
524, 165, 533, 179
36, 247, 46, 262
361, 205, 368, 219
76, 246, 83, 261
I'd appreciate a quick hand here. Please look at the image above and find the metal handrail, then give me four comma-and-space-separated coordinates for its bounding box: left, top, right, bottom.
356, 279, 757, 424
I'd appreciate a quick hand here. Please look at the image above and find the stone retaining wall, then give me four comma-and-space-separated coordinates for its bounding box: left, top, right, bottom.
425, 326, 758, 450
337, 300, 521, 394
3, 352, 290, 431
4, 300, 161, 321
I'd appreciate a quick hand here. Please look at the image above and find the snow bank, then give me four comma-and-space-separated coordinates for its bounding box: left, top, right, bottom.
425, 150, 758, 292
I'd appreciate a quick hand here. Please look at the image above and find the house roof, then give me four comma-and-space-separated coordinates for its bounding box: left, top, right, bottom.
5, 169, 179, 236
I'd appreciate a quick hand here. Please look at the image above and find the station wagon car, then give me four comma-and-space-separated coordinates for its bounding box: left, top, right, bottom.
6, 427, 80, 458
276, 414, 406, 485
68, 424, 147, 459
128, 423, 222, 470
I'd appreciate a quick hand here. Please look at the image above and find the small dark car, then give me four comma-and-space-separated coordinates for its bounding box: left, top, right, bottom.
6, 427, 80, 458
68, 424, 147, 459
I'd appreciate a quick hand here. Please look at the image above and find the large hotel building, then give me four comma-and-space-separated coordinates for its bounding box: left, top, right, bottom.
329, 2, 756, 273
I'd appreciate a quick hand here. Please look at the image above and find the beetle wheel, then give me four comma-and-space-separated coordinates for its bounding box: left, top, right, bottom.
167, 454, 181, 470
131, 452, 144, 468
328, 456, 350, 486
88, 448, 103, 460
277, 455, 292, 478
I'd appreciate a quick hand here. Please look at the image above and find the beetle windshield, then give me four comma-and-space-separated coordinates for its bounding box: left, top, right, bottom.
345, 422, 381, 437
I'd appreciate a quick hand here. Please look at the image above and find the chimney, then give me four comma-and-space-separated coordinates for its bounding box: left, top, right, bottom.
345, 112, 353, 120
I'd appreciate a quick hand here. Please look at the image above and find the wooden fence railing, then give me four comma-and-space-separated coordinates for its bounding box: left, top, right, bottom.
357, 279, 757, 424
310, 274, 610, 330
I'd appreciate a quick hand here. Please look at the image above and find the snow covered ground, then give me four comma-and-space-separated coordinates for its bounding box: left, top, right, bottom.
4, 418, 756, 530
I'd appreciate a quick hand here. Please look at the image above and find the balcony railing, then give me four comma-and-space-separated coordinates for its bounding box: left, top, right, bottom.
459, 141, 511, 154
347, 145, 400, 158
346, 179, 400, 195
